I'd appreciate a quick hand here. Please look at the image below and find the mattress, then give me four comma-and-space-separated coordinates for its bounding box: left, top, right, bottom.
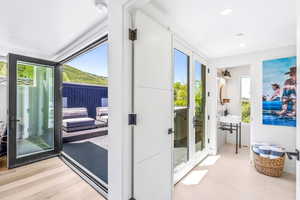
63, 117, 95, 128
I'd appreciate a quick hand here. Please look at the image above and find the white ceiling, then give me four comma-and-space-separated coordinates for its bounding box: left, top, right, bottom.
0, 0, 296, 60
0, 0, 107, 60
143, 0, 297, 58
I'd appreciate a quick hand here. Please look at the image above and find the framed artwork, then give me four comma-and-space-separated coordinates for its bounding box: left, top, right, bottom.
262, 56, 297, 127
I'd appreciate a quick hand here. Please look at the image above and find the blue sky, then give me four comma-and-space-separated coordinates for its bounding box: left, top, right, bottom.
174, 49, 188, 83
174, 49, 203, 83
195, 61, 201, 82
263, 56, 296, 97
67, 45, 204, 82
67, 43, 108, 77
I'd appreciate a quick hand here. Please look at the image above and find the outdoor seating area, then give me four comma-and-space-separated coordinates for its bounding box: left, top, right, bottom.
62, 107, 108, 143
62, 106, 109, 186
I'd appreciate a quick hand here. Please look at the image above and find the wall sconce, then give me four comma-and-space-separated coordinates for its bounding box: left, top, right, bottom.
222, 98, 230, 104
222, 70, 231, 79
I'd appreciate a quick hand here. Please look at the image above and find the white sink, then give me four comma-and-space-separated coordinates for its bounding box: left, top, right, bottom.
219, 115, 241, 124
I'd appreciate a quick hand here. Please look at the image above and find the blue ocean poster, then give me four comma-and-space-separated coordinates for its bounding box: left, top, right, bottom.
262, 56, 297, 127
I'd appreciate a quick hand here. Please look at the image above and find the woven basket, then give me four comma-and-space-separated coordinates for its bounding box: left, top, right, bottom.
253, 151, 285, 177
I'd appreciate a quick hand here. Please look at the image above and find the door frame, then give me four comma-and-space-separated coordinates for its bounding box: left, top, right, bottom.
7, 53, 62, 169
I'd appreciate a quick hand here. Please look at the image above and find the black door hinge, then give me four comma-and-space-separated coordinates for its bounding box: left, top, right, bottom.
128, 113, 137, 125
208, 92, 210, 97
208, 138, 210, 143
129, 29, 137, 41
208, 115, 210, 120
208, 68, 210, 74
168, 128, 174, 135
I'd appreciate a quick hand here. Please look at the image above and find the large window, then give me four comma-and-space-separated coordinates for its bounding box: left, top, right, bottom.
241, 77, 251, 123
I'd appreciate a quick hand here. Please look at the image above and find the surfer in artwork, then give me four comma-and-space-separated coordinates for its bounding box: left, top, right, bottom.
269, 83, 281, 101
276, 66, 296, 117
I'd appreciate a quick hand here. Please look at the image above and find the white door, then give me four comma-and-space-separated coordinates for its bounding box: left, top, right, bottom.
133, 11, 173, 200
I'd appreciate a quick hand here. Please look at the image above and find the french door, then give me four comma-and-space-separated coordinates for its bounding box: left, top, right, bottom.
173, 41, 208, 182
194, 61, 207, 154
8, 53, 62, 168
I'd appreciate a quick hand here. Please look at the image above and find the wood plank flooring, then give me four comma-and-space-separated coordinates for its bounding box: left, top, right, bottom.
0, 157, 105, 200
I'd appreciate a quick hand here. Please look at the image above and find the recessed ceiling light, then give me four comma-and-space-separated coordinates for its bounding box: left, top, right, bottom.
236, 33, 245, 37
95, 0, 107, 13
239, 43, 246, 47
220, 9, 233, 16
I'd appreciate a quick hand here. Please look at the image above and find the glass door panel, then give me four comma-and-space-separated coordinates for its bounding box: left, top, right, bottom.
173, 49, 189, 168
16, 61, 54, 158
194, 61, 206, 152
8, 54, 61, 168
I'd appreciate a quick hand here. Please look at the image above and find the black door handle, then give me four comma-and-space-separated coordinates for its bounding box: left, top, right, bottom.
168, 128, 174, 135
10, 119, 20, 122
192, 116, 196, 128
286, 149, 299, 161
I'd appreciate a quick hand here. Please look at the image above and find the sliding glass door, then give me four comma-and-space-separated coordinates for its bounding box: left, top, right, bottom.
8, 54, 61, 168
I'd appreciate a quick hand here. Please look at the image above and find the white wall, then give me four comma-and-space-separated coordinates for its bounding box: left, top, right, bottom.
226, 66, 249, 115
216, 70, 226, 151
108, 0, 133, 199
212, 45, 297, 174
225, 66, 251, 147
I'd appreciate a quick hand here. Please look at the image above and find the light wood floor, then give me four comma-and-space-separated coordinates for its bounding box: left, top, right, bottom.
0, 145, 296, 200
174, 144, 296, 200
0, 157, 105, 200
0, 156, 7, 172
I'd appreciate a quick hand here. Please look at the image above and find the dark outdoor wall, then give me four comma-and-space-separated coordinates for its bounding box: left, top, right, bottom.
63, 83, 108, 119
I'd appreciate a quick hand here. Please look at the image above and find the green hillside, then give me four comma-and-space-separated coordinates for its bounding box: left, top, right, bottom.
63, 64, 107, 85
0, 61, 6, 76
0, 61, 107, 86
